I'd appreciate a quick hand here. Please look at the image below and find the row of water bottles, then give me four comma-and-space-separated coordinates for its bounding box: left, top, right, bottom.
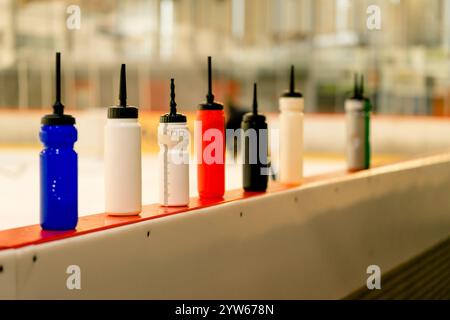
40, 53, 371, 231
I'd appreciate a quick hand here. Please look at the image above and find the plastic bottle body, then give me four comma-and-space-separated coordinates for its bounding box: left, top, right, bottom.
242, 115, 268, 192
158, 122, 190, 206
278, 97, 304, 185
345, 99, 371, 171
104, 118, 142, 215
40, 125, 78, 230
196, 109, 225, 199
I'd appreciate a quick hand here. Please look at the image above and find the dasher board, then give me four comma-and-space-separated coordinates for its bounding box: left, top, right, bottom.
0, 153, 449, 299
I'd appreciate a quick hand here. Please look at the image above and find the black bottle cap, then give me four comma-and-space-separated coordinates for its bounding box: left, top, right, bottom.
243, 83, 266, 124
281, 65, 303, 98
160, 78, 187, 123
41, 52, 76, 125
108, 64, 138, 119
198, 56, 224, 110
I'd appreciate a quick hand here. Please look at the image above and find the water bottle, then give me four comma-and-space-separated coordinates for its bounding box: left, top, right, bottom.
104, 64, 142, 215
345, 74, 371, 171
40, 52, 78, 230
196, 56, 225, 199
278, 65, 304, 185
158, 79, 189, 206
242, 83, 268, 192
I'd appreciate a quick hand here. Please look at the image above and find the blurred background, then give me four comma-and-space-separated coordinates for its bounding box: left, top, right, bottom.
0, 0, 449, 115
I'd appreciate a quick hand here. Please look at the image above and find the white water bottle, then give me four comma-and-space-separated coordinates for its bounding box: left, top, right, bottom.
345, 74, 371, 171
279, 65, 304, 185
105, 64, 142, 215
158, 79, 190, 207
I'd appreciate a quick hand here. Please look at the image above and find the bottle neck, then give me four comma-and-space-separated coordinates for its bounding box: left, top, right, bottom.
159, 122, 187, 126
279, 97, 304, 113
40, 124, 77, 147
107, 118, 138, 123
345, 99, 366, 112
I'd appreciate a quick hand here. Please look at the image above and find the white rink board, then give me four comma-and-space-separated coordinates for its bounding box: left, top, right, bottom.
1, 153, 450, 299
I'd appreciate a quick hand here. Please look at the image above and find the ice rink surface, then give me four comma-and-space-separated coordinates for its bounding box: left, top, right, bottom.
0, 148, 345, 230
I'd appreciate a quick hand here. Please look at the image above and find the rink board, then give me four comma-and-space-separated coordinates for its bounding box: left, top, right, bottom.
1, 153, 450, 299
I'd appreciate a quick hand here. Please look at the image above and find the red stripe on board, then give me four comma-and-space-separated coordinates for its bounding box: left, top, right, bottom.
0, 170, 348, 251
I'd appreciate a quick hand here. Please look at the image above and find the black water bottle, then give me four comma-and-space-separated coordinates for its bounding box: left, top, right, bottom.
242, 83, 268, 192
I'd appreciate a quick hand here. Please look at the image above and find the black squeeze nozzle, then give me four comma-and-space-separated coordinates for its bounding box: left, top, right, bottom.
206, 56, 215, 104
198, 56, 223, 110
159, 78, 186, 123
170, 78, 177, 116
360, 74, 364, 97
41, 52, 75, 125
353, 73, 365, 99
252, 83, 258, 115
119, 64, 127, 107
289, 65, 295, 94
106, 64, 138, 119
281, 65, 302, 98
53, 52, 64, 115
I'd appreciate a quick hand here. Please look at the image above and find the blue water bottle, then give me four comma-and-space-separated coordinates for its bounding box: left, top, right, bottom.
40, 52, 78, 230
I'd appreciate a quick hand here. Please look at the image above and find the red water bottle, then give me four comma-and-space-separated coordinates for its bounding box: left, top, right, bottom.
196, 56, 225, 199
